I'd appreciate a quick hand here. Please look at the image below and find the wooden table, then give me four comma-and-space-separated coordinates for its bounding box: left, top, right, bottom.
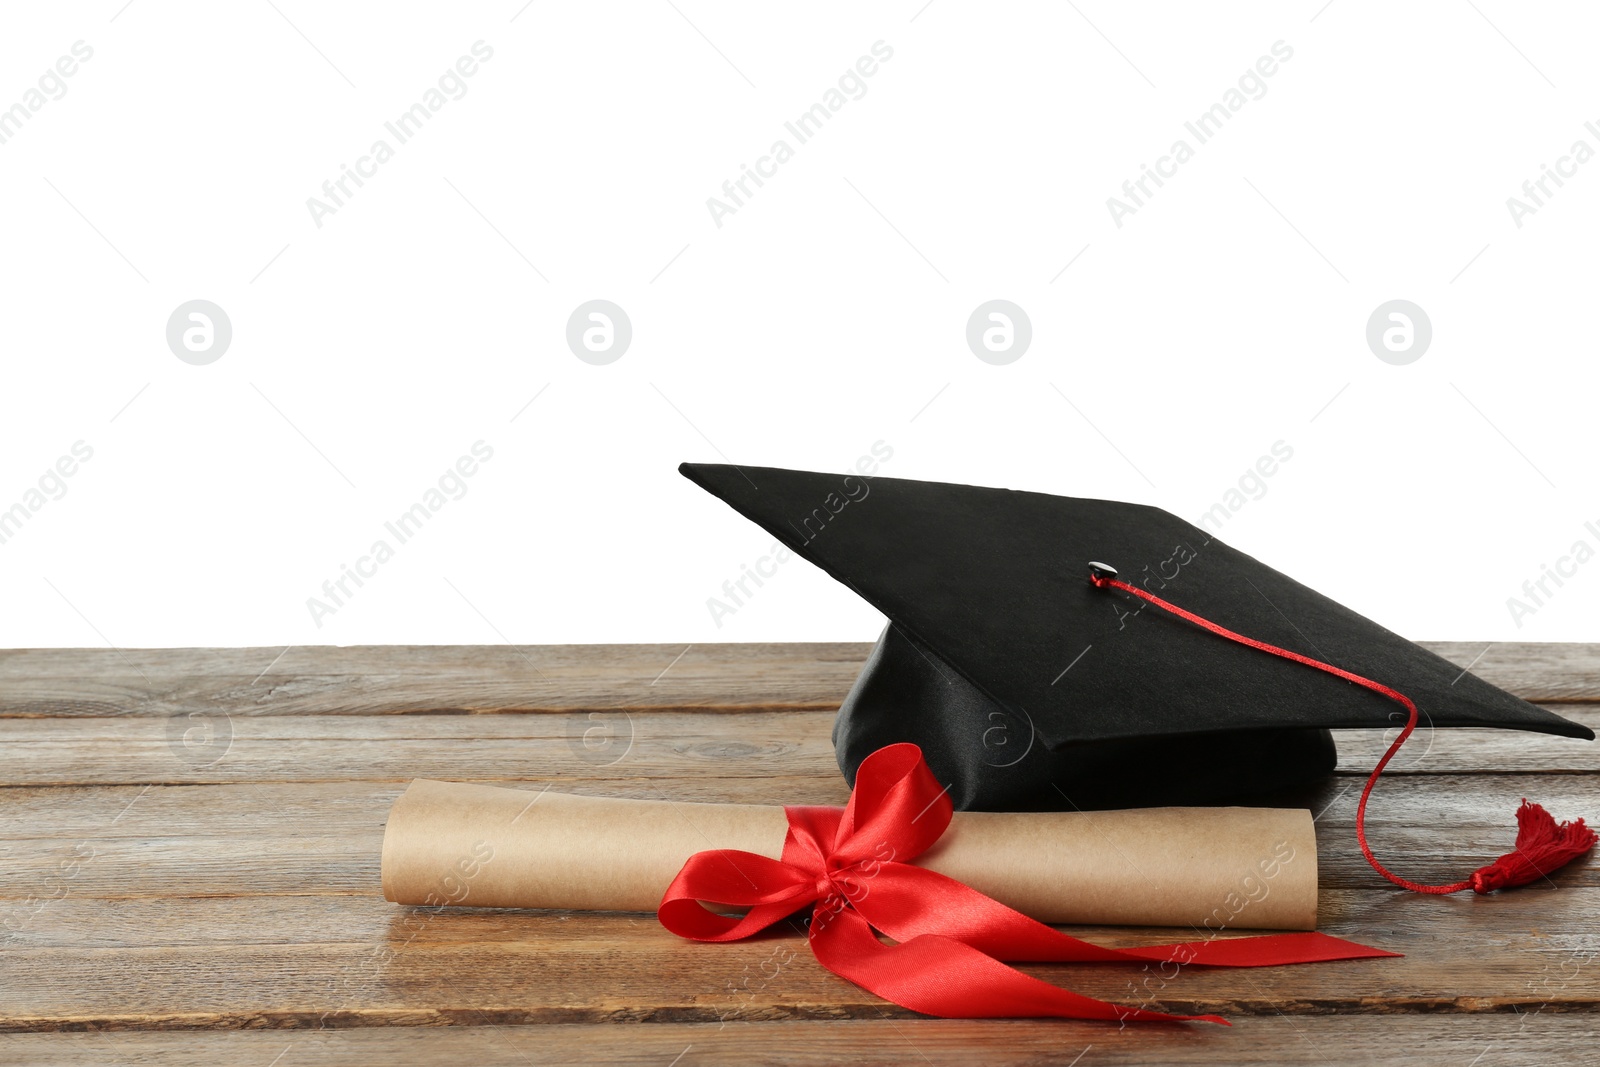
1, 642, 1596, 1065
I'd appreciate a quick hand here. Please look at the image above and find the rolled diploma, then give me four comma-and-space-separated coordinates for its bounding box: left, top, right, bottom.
381, 779, 1318, 930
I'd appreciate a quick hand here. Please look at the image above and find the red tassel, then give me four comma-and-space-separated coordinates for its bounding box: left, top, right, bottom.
1467, 800, 1598, 894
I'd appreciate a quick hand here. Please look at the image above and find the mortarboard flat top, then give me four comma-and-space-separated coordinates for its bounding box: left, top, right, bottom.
681, 462, 1593, 811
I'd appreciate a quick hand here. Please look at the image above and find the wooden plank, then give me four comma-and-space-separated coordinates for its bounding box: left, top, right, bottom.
0, 888, 1594, 1031
0, 711, 840, 786
1425, 641, 1600, 703
0, 707, 1594, 788
0, 772, 1589, 847
0, 644, 872, 719
2, 884, 1592, 954
0, 1014, 1591, 1067
1, 776, 1595, 902
0, 642, 1596, 720
1330, 710, 1600, 774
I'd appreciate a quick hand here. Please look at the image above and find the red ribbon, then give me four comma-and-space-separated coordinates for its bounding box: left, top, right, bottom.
660, 743, 1396, 1024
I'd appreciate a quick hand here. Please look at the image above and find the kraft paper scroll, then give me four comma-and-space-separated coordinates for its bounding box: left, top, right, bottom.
381, 779, 1319, 930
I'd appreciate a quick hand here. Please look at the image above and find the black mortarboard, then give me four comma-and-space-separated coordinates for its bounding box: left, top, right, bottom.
681, 462, 1594, 814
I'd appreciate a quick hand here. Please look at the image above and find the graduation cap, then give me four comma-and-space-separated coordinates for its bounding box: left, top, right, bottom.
682, 462, 1596, 894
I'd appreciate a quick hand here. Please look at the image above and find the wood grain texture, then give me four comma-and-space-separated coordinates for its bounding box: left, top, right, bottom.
1, 1015, 1594, 1067
0, 888, 1595, 1032
0, 643, 870, 718
0, 641, 1595, 719
0, 642, 1596, 1064
0, 707, 1595, 788
2, 776, 1595, 902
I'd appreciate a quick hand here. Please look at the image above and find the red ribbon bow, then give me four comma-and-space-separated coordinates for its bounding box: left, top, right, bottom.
660, 743, 1396, 1024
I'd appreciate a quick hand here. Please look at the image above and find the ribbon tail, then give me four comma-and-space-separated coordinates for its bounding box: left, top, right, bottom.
858, 865, 1399, 967
809, 905, 1228, 1025
1116, 931, 1402, 968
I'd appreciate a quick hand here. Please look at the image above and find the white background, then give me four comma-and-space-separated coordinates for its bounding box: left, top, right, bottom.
1, 1, 1596, 650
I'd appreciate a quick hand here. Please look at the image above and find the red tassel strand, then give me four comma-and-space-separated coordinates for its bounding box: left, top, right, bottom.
1089, 568, 1597, 895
